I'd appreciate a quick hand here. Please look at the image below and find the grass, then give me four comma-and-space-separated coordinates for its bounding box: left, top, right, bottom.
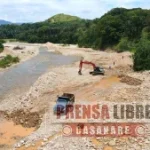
0, 47, 4, 53
1, 39, 17, 43
0, 55, 20, 68
48, 14, 81, 23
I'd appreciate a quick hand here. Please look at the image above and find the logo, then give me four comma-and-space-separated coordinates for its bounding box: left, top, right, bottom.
53, 102, 150, 137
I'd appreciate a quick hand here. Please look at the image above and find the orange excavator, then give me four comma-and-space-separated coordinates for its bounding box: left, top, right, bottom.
78, 60, 105, 75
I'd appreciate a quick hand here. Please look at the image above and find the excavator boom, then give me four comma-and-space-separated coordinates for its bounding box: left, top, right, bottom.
78, 60, 104, 75
79, 60, 96, 72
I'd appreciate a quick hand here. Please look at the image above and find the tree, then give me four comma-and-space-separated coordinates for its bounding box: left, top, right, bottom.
115, 37, 130, 52
134, 40, 150, 71
142, 27, 150, 40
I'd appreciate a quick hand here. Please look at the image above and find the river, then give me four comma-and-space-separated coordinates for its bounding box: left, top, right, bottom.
0, 46, 79, 99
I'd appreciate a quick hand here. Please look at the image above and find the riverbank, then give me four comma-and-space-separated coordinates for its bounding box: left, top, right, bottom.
0, 42, 40, 71
0, 43, 150, 150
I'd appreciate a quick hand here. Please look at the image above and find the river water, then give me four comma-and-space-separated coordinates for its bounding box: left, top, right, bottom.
0, 46, 79, 99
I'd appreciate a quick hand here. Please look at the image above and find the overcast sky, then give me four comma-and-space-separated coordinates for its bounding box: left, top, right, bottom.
0, 0, 149, 23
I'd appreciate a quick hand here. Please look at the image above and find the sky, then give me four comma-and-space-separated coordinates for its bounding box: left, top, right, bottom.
0, 0, 149, 23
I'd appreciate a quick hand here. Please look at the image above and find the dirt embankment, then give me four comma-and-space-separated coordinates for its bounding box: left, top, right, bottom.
0, 43, 150, 150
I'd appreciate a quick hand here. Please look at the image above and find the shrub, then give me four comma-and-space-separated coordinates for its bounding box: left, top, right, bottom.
115, 38, 130, 52
0, 39, 5, 43
142, 27, 150, 40
0, 43, 4, 53
133, 39, 150, 71
12, 57, 20, 63
0, 55, 20, 68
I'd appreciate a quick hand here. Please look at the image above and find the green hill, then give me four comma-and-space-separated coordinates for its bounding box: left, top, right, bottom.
78, 8, 150, 50
0, 8, 150, 71
47, 13, 81, 23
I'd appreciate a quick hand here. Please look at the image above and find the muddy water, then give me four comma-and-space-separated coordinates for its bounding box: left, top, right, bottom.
0, 118, 35, 149
0, 47, 79, 99
75, 76, 120, 102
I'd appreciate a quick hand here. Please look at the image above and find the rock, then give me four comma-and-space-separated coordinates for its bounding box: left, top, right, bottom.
109, 139, 116, 146
20, 140, 25, 144
41, 142, 45, 146
20, 119, 24, 123
16, 143, 21, 148
25, 144, 30, 147
43, 138, 48, 142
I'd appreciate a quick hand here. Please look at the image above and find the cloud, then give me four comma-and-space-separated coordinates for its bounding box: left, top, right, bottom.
0, 0, 149, 22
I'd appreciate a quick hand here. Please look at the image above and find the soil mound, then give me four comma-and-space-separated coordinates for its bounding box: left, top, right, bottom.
5, 110, 42, 128
119, 75, 142, 86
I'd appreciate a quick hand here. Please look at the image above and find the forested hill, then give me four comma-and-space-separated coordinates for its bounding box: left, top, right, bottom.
0, 8, 149, 48
0, 14, 88, 44
78, 8, 150, 50
0, 8, 150, 71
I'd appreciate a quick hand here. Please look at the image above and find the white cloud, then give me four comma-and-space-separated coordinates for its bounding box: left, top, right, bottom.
0, 0, 149, 22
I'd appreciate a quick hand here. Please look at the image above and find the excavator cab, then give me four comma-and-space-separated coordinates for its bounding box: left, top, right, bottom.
89, 67, 105, 75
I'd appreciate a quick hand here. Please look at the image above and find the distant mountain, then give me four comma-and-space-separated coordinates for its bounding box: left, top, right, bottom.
47, 13, 81, 23
0, 20, 12, 25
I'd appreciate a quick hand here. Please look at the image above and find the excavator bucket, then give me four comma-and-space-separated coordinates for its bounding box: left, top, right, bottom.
78, 70, 82, 75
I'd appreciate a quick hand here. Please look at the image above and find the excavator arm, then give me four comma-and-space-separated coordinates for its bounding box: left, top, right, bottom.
78, 60, 96, 75
78, 60, 105, 75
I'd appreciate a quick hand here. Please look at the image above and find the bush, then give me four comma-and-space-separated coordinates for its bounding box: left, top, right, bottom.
0, 39, 5, 43
142, 27, 150, 40
115, 38, 130, 52
0, 42, 4, 53
0, 55, 20, 68
133, 39, 150, 71
12, 57, 20, 63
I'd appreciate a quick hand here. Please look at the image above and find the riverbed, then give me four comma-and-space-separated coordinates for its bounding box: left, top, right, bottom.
0, 46, 79, 100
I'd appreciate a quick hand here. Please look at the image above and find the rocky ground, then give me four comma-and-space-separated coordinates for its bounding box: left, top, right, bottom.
0, 43, 150, 150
